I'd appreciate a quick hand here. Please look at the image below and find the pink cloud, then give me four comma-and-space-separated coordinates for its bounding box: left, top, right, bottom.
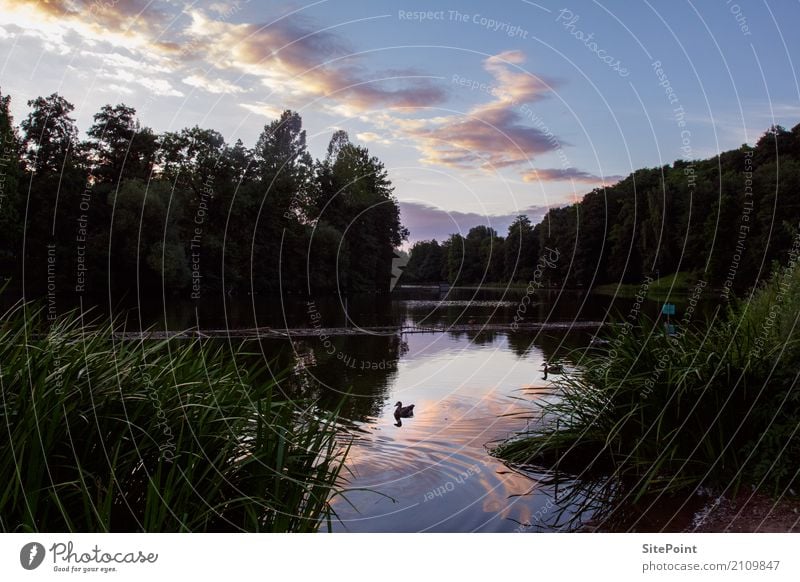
522, 167, 623, 184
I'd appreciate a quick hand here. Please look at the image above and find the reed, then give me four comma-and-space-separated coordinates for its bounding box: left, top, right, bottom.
493, 261, 800, 500
0, 301, 348, 532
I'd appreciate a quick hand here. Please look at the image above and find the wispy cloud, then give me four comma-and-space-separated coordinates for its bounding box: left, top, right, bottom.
182, 72, 247, 95
400, 51, 561, 172
1, 0, 446, 112
356, 131, 392, 145
0, 0, 176, 54
522, 167, 623, 184
239, 101, 284, 119
182, 9, 446, 110
0, 1, 614, 191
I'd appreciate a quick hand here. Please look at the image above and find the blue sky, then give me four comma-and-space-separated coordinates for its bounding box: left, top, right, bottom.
1, 0, 798, 242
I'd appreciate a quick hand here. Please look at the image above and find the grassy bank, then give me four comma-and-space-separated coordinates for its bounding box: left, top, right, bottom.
592, 271, 702, 299
0, 302, 347, 532
493, 261, 800, 502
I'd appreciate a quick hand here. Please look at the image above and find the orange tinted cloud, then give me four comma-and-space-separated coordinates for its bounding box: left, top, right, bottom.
185, 10, 446, 110
402, 51, 561, 172
2, 0, 446, 112
522, 167, 623, 184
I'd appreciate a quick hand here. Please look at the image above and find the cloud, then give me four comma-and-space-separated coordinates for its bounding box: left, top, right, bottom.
183, 10, 446, 110
1, 1, 618, 190
0, 0, 173, 53
356, 131, 391, 145
100, 68, 184, 97
2, 1, 447, 110
135, 77, 184, 98
522, 167, 623, 184
81, 49, 171, 74
182, 73, 247, 95
400, 51, 562, 172
104, 83, 135, 95
399, 201, 552, 243
239, 101, 284, 119
482, 50, 552, 105
381, 51, 616, 186
0, 0, 183, 98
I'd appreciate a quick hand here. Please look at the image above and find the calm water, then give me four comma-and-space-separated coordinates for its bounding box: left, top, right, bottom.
102, 286, 705, 531
314, 331, 586, 532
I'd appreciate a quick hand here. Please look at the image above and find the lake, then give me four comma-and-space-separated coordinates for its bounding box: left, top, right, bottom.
109, 285, 704, 531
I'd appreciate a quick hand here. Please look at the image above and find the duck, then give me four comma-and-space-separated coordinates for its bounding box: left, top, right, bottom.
394, 401, 415, 418
542, 361, 564, 373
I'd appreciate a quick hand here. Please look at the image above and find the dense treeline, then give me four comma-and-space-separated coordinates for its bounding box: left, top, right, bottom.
0, 89, 406, 299
403, 123, 800, 292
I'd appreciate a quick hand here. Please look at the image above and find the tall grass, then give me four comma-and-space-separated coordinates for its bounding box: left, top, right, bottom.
493, 260, 800, 501
0, 301, 348, 532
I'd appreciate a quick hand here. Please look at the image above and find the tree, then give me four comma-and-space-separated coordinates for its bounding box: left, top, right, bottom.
573, 189, 609, 286
255, 110, 313, 218
309, 131, 406, 291
325, 129, 350, 164
86, 104, 157, 183
330, 142, 406, 291
755, 125, 797, 164
405, 240, 443, 283
504, 215, 537, 282
2, 90, 411, 299
459, 225, 502, 284
157, 126, 225, 193
20, 93, 78, 175
443, 233, 465, 284
19, 93, 87, 295
109, 179, 188, 292
0, 89, 22, 277
225, 138, 256, 186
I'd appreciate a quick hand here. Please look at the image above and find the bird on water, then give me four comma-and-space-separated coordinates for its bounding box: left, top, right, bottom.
394, 401, 415, 418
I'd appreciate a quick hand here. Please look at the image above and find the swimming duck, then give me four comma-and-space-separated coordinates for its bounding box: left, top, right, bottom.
394, 401, 415, 418
542, 362, 564, 380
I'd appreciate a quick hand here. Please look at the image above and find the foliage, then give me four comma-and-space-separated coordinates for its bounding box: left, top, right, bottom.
1, 89, 406, 298
0, 301, 348, 532
403, 124, 800, 290
492, 258, 800, 499
0, 89, 22, 276
20, 93, 79, 175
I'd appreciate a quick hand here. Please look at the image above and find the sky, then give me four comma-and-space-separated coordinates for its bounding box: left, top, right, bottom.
1, 0, 799, 243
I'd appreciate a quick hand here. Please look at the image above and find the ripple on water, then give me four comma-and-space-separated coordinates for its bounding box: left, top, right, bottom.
332, 392, 563, 532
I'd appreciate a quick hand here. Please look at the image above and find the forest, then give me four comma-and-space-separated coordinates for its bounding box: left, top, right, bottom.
0, 89, 407, 300
3, 85, 799, 299
403, 123, 800, 292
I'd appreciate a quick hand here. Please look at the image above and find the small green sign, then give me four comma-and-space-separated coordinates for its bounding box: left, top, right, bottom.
661, 303, 676, 316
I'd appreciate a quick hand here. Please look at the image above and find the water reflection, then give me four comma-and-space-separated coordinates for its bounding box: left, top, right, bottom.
117, 286, 705, 332
106, 286, 714, 531
267, 334, 405, 422
259, 328, 591, 532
